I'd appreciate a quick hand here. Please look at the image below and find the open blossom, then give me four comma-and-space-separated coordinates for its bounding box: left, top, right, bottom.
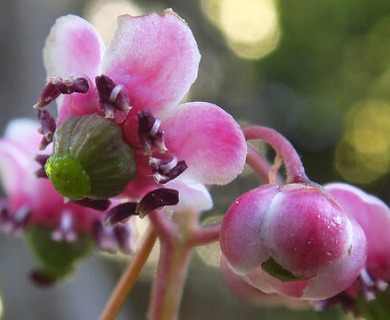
35, 10, 247, 220
220, 182, 367, 300
0, 119, 138, 282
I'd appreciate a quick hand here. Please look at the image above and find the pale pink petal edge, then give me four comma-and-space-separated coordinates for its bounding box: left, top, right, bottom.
163, 102, 247, 185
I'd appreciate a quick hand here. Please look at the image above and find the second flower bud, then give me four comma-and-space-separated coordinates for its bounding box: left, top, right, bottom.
220, 183, 367, 300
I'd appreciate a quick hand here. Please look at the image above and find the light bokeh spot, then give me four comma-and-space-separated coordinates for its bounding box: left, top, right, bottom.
202, 0, 281, 59
335, 100, 390, 184
84, 0, 143, 45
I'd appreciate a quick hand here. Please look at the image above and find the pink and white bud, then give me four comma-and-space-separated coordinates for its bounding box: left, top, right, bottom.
324, 183, 390, 298
220, 183, 367, 300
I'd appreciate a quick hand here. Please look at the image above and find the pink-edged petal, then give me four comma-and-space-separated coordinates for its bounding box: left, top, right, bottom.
0, 119, 41, 196
162, 102, 247, 185
4, 118, 43, 154
0, 140, 27, 197
166, 182, 212, 212
103, 9, 200, 116
325, 183, 390, 280
43, 15, 105, 79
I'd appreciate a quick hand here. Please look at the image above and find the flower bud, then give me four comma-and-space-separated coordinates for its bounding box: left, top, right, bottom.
45, 114, 136, 200
220, 183, 367, 300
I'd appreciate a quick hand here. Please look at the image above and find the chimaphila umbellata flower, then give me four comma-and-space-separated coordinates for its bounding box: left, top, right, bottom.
220, 182, 367, 300
34, 10, 247, 222
0, 119, 138, 284
220, 126, 368, 301
314, 183, 390, 316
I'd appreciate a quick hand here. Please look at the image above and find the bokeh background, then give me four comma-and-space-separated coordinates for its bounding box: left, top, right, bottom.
1, 0, 390, 319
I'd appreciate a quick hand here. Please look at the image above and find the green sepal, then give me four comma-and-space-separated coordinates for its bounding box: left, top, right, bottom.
25, 225, 94, 282
261, 257, 305, 282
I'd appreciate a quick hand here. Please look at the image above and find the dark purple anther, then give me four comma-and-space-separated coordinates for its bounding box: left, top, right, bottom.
104, 202, 138, 226
113, 224, 132, 254
95, 75, 130, 118
34, 76, 89, 109
35, 154, 50, 166
37, 109, 56, 150
30, 270, 56, 287
92, 220, 118, 253
35, 154, 50, 178
52, 76, 89, 94
138, 109, 167, 155
136, 188, 179, 218
71, 198, 111, 211
149, 157, 188, 184
34, 82, 61, 109
35, 167, 48, 179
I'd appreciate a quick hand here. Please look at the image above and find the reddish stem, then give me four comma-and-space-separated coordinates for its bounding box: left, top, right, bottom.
148, 240, 192, 320
243, 126, 309, 184
189, 223, 221, 246
99, 226, 157, 320
246, 145, 284, 184
148, 210, 176, 242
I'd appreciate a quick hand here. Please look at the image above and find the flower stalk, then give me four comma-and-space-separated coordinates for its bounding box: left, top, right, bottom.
148, 239, 193, 320
243, 126, 309, 184
100, 226, 157, 320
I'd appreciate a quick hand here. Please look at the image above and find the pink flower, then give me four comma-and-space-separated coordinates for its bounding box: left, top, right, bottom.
0, 119, 138, 283
220, 183, 367, 300
35, 10, 246, 218
324, 183, 390, 299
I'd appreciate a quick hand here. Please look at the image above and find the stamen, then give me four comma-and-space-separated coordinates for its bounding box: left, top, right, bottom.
136, 188, 179, 218
51, 211, 77, 242
37, 109, 56, 150
30, 270, 56, 287
34, 76, 89, 109
92, 220, 118, 253
138, 109, 167, 155
35, 167, 48, 179
376, 279, 388, 291
34, 154, 50, 178
104, 202, 137, 226
95, 75, 130, 118
358, 268, 385, 301
51, 76, 89, 94
35, 154, 50, 166
149, 156, 188, 184
113, 224, 133, 254
150, 118, 161, 137
71, 198, 111, 211
109, 84, 123, 103
360, 268, 375, 287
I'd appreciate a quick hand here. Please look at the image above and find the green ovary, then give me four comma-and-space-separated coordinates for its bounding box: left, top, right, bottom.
45, 154, 91, 200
